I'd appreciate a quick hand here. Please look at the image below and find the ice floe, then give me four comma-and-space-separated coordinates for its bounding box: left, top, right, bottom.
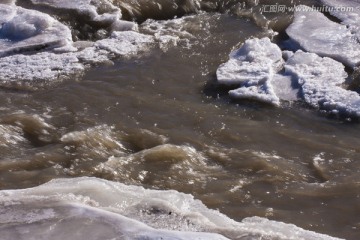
216, 37, 360, 117
216, 37, 283, 105
0, 177, 343, 240
0, 4, 73, 57
285, 51, 360, 117
286, 5, 360, 67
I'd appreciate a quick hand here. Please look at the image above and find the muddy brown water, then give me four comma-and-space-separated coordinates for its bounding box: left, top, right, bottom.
1, 0, 360, 239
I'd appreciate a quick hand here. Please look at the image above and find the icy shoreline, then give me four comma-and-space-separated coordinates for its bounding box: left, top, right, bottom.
0, 177, 343, 240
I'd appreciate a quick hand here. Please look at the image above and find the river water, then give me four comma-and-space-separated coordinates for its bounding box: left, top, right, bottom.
1, 0, 360, 239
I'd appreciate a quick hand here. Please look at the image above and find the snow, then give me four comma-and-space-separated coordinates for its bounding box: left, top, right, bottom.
216, 37, 284, 105
285, 50, 360, 117
0, 177, 343, 240
286, 5, 360, 67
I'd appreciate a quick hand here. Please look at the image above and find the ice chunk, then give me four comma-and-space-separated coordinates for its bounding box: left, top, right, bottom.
285, 51, 360, 117
286, 5, 360, 67
0, 177, 343, 240
216, 37, 284, 105
0, 4, 73, 57
320, 0, 360, 39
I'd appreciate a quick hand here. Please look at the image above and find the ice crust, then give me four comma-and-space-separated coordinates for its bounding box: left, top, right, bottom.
286, 5, 360, 67
0, 30, 154, 88
216, 38, 284, 106
0, 4, 73, 57
0, 177, 343, 240
285, 51, 360, 117
0, 52, 84, 89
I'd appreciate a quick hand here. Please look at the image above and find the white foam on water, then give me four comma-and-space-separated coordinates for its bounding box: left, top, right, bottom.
140, 16, 196, 51
0, 177, 343, 240
0, 124, 26, 147
216, 37, 284, 106
285, 50, 360, 117
94, 30, 154, 57
96, 143, 222, 187
60, 125, 126, 158
286, 5, 360, 67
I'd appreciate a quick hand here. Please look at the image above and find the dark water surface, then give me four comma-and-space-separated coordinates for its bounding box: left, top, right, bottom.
1, 0, 360, 239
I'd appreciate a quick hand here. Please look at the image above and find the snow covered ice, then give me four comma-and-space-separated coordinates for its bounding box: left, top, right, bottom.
216, 37, 360, 118
285, 51, 360, 117
216, 37, 284, 106
0, 4, 73, 57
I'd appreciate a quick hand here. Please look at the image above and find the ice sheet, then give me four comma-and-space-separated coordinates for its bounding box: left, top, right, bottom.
286, 5, 360, 67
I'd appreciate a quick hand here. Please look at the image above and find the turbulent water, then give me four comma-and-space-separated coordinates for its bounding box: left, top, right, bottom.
1, 0, 360, 239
